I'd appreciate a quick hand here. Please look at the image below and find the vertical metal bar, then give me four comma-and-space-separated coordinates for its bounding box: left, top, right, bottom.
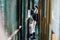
16, 0, 19, 40
16, 0, 22, 40
25, 0, 28, 40
22, 0, 25, 40
45, 0, 50, 40
28, 0, 30, 9
49, 0, 52, 40
38, 0, 41, 40
19, 0, 22, 40
38, 0, 52, 40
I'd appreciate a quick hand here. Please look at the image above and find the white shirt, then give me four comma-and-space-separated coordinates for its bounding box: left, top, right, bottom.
29, 20, 36, 34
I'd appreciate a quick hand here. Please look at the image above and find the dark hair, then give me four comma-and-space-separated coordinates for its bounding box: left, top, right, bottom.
52, 30, 54, 34
32, 14, 36, 21
35, 6, 38, 8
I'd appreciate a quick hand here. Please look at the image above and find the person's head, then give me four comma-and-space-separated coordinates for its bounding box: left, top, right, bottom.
34, 6, 38, 9
52, 30, 54, 34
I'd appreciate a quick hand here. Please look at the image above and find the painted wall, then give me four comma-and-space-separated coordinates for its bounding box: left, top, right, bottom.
0, 0, 17, 40
52, 0, 60, 40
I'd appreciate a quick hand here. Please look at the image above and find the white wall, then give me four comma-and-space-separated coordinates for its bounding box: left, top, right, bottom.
52, 0, 60, 40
